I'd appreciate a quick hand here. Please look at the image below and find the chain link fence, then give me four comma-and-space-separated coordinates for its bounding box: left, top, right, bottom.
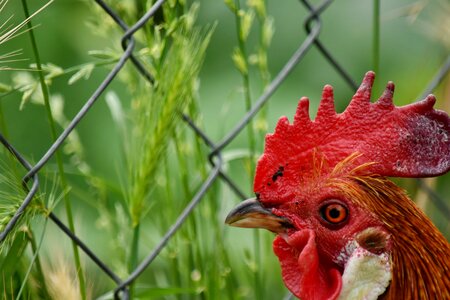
0, 0, 449, 299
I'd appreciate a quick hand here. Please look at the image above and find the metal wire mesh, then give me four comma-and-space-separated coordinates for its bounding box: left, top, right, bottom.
0, 0, 449, 299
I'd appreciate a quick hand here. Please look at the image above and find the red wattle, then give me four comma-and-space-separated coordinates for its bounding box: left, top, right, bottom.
273, 230, 342, 300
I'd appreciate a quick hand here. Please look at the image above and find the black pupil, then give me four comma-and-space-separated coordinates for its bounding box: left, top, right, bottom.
329, 208, 341, 219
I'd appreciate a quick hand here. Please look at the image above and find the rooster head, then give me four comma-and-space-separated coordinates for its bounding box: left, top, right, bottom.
226, 71, 450, 299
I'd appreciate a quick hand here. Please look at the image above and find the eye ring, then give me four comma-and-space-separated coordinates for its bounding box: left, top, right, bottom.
320, 201, 349, 225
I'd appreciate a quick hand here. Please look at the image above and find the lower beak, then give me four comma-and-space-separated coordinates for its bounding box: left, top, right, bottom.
225, 198, 293, 233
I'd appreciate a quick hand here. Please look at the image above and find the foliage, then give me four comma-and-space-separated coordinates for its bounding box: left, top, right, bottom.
0, 0, 448, 299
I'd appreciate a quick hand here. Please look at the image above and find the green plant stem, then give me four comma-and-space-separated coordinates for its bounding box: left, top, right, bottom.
163, 155, 182, 299
128, 222, 140, 298
233, 1, 256, 179
26, 227, 51, 300
21, 1, 86, 299
0, 103, 16, 172
173, 132, 201, 300
233, 1, 262, 299
17, 219, 49, 299
373, 0, 380, 90
0, 103, 7, 137
256, 0, 271, 88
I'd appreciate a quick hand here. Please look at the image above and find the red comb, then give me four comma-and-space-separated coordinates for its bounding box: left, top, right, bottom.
254, 71, 450, 204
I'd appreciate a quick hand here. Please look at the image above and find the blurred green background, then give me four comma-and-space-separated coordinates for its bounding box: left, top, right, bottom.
0, 0, 449, 299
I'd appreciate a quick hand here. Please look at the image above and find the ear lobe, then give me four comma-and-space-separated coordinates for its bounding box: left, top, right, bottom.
273, 230, 342, 300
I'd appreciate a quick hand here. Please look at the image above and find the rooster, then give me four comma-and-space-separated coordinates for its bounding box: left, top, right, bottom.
226, 71, 450, 300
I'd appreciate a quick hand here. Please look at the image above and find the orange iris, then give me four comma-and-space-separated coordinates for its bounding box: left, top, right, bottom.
323, 203, 348, 224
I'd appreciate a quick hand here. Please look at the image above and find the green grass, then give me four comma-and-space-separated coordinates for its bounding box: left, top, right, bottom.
0, 0, 448, 299
21, 0, 86, 298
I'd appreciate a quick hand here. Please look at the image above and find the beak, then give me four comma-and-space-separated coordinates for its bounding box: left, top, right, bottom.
225, 198, 293, 233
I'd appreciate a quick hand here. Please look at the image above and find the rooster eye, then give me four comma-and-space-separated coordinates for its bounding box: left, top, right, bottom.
320, 202, 348, 225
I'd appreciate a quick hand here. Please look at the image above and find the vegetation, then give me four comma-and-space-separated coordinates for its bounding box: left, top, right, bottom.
0, 0, 448, 299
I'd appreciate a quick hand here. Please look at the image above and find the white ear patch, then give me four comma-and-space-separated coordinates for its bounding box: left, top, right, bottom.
338, 245, 391, 300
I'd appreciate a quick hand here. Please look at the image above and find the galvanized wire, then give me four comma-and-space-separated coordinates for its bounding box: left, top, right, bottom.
0, 0, 448, 299
418, 54, 450, 101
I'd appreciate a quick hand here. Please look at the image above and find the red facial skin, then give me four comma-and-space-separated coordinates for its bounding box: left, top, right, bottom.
247, 71, 450, 299
262, 179, 384, 300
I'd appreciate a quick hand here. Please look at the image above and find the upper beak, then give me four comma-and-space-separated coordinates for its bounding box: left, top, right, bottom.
225, 198, 293, 233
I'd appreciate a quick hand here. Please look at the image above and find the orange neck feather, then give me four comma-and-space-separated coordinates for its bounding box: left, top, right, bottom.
335, 175, 450, 299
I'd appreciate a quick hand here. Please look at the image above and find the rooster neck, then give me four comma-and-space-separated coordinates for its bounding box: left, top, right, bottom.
386, 211, 450, 300
345, 176, 450, 300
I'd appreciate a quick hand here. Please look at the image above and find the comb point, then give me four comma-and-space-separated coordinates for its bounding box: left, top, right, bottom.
321, 85, 334, 101
377, 81, 395, 107
316, 85, 336, 122
424, 94, 436, 105
353, 71, 375, 102
294, 97, 311, 124
274, 116, 290, 134
412, 94, 436, 113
